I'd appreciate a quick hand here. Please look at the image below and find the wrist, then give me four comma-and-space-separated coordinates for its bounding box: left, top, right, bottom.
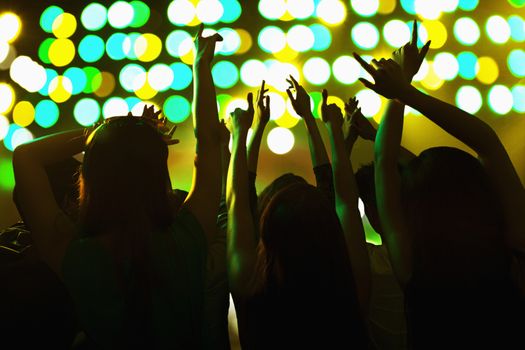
397, 84, 417, 105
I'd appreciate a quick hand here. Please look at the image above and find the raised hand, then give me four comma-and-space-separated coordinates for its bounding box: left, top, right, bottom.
254, 80, 270, 130
354, 53, 410, 100
230, 93, 255, 134
393, 19, 431, 82
194, 24, 223, 66
344, 97, 377, 141
219, 119, 230, 147
286, 75, 313, 118
321, 89, 343, 128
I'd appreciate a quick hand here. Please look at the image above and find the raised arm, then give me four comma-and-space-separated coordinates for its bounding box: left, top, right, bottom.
322, 89, 370, 314
184, 25, 224, 242
247, 80, 270, 174
226, 93, 258, 297
13, 129, 86, 274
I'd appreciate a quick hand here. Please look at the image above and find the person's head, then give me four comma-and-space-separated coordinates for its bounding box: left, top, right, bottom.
257, 173, 307, 218
78, 116, 173, 236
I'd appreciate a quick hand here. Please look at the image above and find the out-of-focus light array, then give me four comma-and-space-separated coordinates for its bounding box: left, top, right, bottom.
0, 0, 523, 162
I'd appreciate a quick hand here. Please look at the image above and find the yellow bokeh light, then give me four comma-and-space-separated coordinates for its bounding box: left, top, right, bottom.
476, 56, 499, 85
0, 13, 22, 43
13, 101, 35, 127
273, 45, 298, 62
134, 79, 158, 100
378, 0, 396, 14
49, 76, 73, 103
49, 39, 75, 67
420, 62, 444, 90
422, 20, 447, 49
187, 15, 201, 27
0, 83, 15, 114
275, 112, 300, 128
94, 72, 116, 98
135, 33, 163, 62
279, 12, 295, 22
52, 13, 77, 39
237, 29, 253, 55
180, 49, 196, 65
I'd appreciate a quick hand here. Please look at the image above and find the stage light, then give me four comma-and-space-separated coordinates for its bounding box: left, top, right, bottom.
169, 62, 192, 90
167, 0, 196, 26
433, 52, 459, 80
509, 0, 525, 7
508, 49, 525, 77
303, 57, 330, 86
351, 22, 380, 50
212, 61, 239, 89
79, 35, 105, 63
108, 1, 134, 29
412, 59, 429, 82
148, 63, 174, 92
316, 0, 347, 25
52, 12, 77, 39
476, 56, 499, 85
400, 0, 416, 14
129, 1, 150, 28
423, 20, 447, 49
106, 32, 127, 60
81, 3, 107, 31
258, 26, 286, 53
48, 38, 76, 67
287, 0, 315, 19
221, 0, 242, 23
120, 63, 145, 92
0, 115, 8, 140
166, 30, 192, 58
4, 125, 33, 151
489, 85, 513, 115
351, 0, 379, 17
217, 28, 241, 55
378, 0, 397, 14
332, 56, 361, 85
135, 33, 162, 62
486, 16, 511, 44
123, 32, 142, 60
458, 0, 479, 11
63, 67, 87, 95
240, 59, 266, 87
266, 92, 286, 121
40, 6, 63, 33
12, 101, 34, 127
163, 95, 191, 123
267, 127, 294, 155
10, 56, 47, 93
258, 0, 286, 20
355, 89, 381, 117
511, 85, 525, 113
287, 25, 314, 52
0, 43, 16, 70
456, 85, 482, 114
0, 13, 21, 43
103, 97, 129, 118
453, 17, 480, 46
442, 0, 459, 12
508, 15, 525, 42
134, 80, 158, 100
35, 100, 60, 128
415, 0, 442, 20
266, 60, 300, 92
82, 66, 102, 93
49, 76, 73, 103
196, 0, 223, 24
309, 24, 331, 52
0, 83, 15, 114
457, 51, 478, 80
94, 72, 116, 98
383, 20, 410, 48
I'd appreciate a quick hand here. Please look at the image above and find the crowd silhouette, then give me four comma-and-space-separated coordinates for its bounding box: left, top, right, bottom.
2, 19, 524, 349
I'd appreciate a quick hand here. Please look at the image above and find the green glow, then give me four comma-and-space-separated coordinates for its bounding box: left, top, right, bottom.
82, 66, 102, 93
130, 1, 150, 28
163, 95, 191, 123
40, 6, 63, 33
212, 61, 239, 89
0, 158, 15, 191
221, 0, 242, 23
508, 0, 525, 7
79, 35, 105, 63
38, 38, 54, 64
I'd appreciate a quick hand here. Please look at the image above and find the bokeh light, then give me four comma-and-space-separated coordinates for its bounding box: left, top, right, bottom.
267, 127, 294, 155
196, 0, 224, 24
81, 3, 107, 31
433, 52, 459, 80
454, 17, 480, 46
79, 35, 105, 62
287, 25, 315, 52
415, 0, 442, 20
303, 57, 331, 86
488, 85, 513, 115
456, 85, 482, 114
383, 20, 410, 48
49, 38, 76, 67
258, 0, 286, 20
457, 51, 478, 80
351, 22, 380, 50
240, 59, 267, 87
52, 12, 77, 39
169, 62, 192, 90
168, 0, 195, 26
423, 20, 447, 49
130, 1, 150, 28
35, 100, 60, 128
4, 125, 33, 151
163, 95, 191, 123
0, 13, 22, 43
108, 1, 134, 29
287, 0, 315, 19
13, 101, 35, 127
0, 83, 15, 114
351, 0, 379, 17
458, 0, 479, 11
135, 33, 162, 62
355, 89, 382, 117
49, 76, 73, 103
508, 49, 525, 77
508, 15, 525, 42
486, 16, 511, 44
511, 85, 525, 113
332, 56, 361, 85
476, 56, 499, 85
40, 6, 64, 33
103, 97, 129, 118
148, 64, 174, 92
258, 26, 286, 53
74, 98, 100, 126
316, 0, 347, 25
10, 56, 47, 92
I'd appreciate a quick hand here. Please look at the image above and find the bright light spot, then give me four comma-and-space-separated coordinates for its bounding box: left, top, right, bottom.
169, 62, 192, 90
148, 64, 173, 92
383, 20, 410, 47
351, 22, 380, 50
358, 198, 365, 217
225, 98, 249, 119
74, 98, 100, 126
456, 85, 482, 114
267, 92, 286, 121
108, 1, 134, 29
0, 43, 16, 70
333, 55, 361, 84
0, 83, 15, 113
412, 59, 429, 82
287, 0, 315, 19
266, 60, 300, 92
119, 64, 146, 92
454, 17, 480, 46
168, 0, 195, 26
486, 16, 511, 44
310, 23, 332, 51
476, 56, 499, 85
442, 0, 459, 12
258, 26, 287, 53
13, 101, 35, 127
423, 20, 447, 49
240, 59, 267, 87
317, 0, 347, 25
351, 0, 379, 17
0, 115, 8, 140
421, 62, 444, 90
10, 56, 47, 92
457, 51, 478, 80
196, 0, 224, 24
287, 25, 314, 52
11, 127, 33, 150
134, 33, 162, 62
355, 89, 381, 117
488, 85, 513, 115
267, 127, 294, 155
48, 76, 73, 103
81, 3, 107, 31
48, 38, 76, 67
433, 52, 459, 80
508, 49, 525, 77
212, 60, 239, 89
0, 13, 22, 43
103, 97, 129, 118
378, 0, 397, 14
34, 100, 59, 128
165, 30, 192, 57
415, 0, 442, 20
52, 12, 77, 38
163, 95, 191, 123
303, 57, 331, 85
217, 28, 241, 55
512, 85, 525, 113
258, 0, 286, 20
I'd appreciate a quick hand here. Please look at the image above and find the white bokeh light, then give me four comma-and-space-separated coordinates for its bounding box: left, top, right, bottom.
332, 56, 361, 84
351, 22, 380, 50
240, 60, 267, 87
355, 89, 381, 117
287, 25, 315, 52
433, 52, 459, 80
0, 114, 9, 140
383, 20, 411, 48
266, 60, 300, 92
454, 17, 480, 45
258, 0, 286, 20
486, 16, 511, 44
258, 26, 287, 53
196, 0, 224, 24
267, 92, 286, 121
303, 57, 331, 85
10, 56, 47, 93
0, 84, 14, 113
456, 86, 482, 114
287, 0, 315, 19
103, 97, 129, 118
11, 127, 33, 150
167, 0, 195, 26
415, 0, 442, 20
351, 0, 379, 17
317, 0, 347, 25
267, 127, 295, 155
148, 64, 174, 92
488, 85, 513, 115
108, 1, 134, 29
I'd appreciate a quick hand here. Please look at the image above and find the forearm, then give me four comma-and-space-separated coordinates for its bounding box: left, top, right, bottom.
221, 144, 230, 197
193, 63, 220, 143
247, 125, 265, 173
304, 114, 330, 167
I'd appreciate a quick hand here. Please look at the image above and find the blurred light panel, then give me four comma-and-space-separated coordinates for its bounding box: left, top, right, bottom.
486, 16, 511, 44
103, 97, 129, 118
355, 89, 381, 117
317, 0, 347, 25
476, 56, 499, 85
383, 20, 410, 48
351, 0, 379, 17
488, 85, 513, 115
454, 17, 480, 45
49, 76, 73, 103
433, 52, 459, 80
13, 101, 34, 127
40, 6, 64, 33
221, 0, 242, 23
52, 13, 77, 39
135, 33, 162, 62
217, 28, 241, 55
196, 0, 224, 24
49, 38, 76, 66
333, 56, 361, 85
163, 95, 191, 123
267, 127, 294, 155
287, 25, 314, 52
310, 24, 332, 51
423, 20, 447, 49
456, 85, 482, 114
167, 0, 195, 26
108, 1, 134, 29
287, 0, 315, 19
303, 57, 330, 85
166, 30, 192, 58
457, 51, 478, 80
0, 13, 21, 43
212, 61, 239, 89
169, 62, 192, 90
74, 98, 100, 126
415, 0, 442, 20
258, 0, 286, 20
240, 59, 267, 87
79, 35, 105, 62
120, 63, 146, 92
129, 1, 150, 28
508, 49, 525, 77
0, 83, 15, 113
352, 22, 380, 50
508, 15, 525, 42
258, 26, 286, 53
81, 3, 107, 31
148, 63, 174, 92
106, 32, 127, 60
458, 0, 479, 11
35, 100, 59, 128
511, 85, 525, 113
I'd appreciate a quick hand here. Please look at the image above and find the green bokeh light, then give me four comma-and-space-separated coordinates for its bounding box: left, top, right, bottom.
0, 158, 15, 191
212, 61, 239, 89
38, 38, 54, 64
130, 1, 150, 28
163, 95, 191, 123
35, 100, 59, 128
40, 5, 63, 33
170, 62, 192, 91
